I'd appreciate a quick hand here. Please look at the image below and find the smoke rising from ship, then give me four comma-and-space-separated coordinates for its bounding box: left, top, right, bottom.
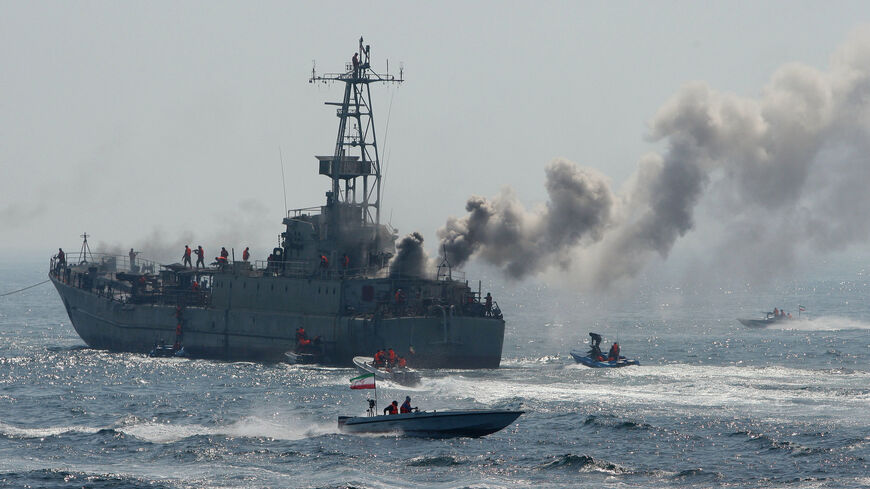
439, 29, 870, 287
438, 160, 614, 279
390, 232, 430, 278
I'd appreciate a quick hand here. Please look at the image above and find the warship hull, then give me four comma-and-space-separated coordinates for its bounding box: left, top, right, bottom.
51, 41, 507, 369
51, 276, 505, 368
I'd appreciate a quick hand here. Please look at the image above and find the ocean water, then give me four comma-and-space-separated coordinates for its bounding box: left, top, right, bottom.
0, 260, 867, 488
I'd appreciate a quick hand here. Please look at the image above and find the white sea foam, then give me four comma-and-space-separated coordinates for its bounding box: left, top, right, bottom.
411, 364, 870, 426
770, 315, 870, 331
118, 414, 337, 444
0, 421, 101, 439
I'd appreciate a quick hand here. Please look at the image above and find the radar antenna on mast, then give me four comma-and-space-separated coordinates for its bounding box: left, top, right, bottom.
79, 232, 94, 264
309, 37, 403, 227
437, 244, 452, 281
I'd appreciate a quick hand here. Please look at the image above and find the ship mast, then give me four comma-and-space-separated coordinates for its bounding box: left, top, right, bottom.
310, 37, 403, 227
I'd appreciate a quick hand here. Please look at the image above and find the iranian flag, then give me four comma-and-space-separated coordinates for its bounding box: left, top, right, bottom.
350, 373, 375, 389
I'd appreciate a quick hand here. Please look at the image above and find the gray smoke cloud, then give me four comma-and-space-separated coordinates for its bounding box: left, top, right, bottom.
440, 28, 870, 287
438, 159, 614, 278
390, 231, 430, 278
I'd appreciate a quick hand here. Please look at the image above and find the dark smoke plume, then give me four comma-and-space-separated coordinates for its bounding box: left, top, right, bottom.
438, 159, 614, 278
440, 28, 870, 287
390, 232, 430, 278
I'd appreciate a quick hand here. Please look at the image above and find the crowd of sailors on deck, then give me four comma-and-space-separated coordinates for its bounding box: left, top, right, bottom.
181, 245, 250, 268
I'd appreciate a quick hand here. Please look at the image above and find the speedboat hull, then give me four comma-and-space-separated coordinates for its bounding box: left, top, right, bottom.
352, 356, 421, 386
569, 350, 639, 368
337, 409, 523, 438
738, 318, 775, 328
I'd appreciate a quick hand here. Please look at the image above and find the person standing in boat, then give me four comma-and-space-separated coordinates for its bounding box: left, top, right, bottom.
242, 247, 250, 262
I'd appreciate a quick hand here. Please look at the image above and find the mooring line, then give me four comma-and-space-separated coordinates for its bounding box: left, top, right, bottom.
0, 280, 50, 297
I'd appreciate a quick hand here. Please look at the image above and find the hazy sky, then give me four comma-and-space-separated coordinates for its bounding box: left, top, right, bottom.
2, 1, 870, 287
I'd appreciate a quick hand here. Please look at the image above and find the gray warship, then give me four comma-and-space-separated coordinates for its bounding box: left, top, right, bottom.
48, 39, 505, 368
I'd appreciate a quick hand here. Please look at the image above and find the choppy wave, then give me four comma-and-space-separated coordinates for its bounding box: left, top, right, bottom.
406, 455, 466, 467
672, 468, 723, 481
537, 454, 625, 474
0, 468, 174, 489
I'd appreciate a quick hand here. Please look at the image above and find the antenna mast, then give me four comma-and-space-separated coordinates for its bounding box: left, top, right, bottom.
79, 232, 93, 264
309, 37, 403, 227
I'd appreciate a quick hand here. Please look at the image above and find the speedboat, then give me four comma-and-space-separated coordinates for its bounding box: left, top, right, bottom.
283, 351, 321, 364
569, 350, 639, 368
148, 343, 187, 358
737, 312, 793, 328
352, 356, 421, 386
338, 408, 523, 438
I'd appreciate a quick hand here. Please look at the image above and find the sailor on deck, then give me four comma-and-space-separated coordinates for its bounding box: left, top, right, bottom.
242, 247, 250, 262
55, 248, 66, 275
182, 246, 192, 267
195, 246, 205, 268
128, 248, 139, 271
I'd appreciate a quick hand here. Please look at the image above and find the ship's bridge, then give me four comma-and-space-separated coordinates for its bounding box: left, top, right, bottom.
316, 155, 372, 178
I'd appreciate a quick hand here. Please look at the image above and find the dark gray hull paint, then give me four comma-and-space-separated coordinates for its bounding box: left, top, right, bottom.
337, 410, 524, 437
52, 277, 505, 368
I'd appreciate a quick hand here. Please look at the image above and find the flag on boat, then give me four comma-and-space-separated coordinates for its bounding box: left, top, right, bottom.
350, 373, 375, 389
799, 305, 806, 311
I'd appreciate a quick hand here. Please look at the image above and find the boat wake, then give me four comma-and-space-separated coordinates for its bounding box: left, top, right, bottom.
0, 414, 337, 444
119, 415, 337, 443
769, 316, 870, 331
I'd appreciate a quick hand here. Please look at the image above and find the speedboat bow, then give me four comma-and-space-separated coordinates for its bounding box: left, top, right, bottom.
352, 356, 421, 386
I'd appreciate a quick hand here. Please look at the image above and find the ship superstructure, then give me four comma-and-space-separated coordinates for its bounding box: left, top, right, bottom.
49, 39, 505, 368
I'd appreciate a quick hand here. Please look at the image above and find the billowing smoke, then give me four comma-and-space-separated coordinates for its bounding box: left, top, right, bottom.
438, 160, 614, 278
440, 28, 870, 287
390, 232, 430, 278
